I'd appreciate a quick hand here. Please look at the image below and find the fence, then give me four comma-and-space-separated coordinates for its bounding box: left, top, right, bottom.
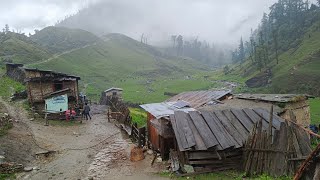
131, 123, 146, 147
107, 96, 147, 147
243, 118, 312, 177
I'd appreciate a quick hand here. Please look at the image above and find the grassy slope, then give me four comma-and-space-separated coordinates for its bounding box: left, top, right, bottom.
30, 26, 100, 54
225, 21, 320, 96
0, 34, 50, 64
31, 34, 215, 103
0, 76, 25, 98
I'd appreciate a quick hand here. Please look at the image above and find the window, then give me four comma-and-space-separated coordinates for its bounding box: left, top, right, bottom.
54, 81, 63, 91
112, 91, 117, 96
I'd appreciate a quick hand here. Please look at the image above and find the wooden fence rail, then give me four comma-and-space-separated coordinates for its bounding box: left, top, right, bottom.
244, 118, 312, 177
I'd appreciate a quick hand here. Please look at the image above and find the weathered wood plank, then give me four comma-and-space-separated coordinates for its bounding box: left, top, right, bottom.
222, 110, 249, 138
253, 108, 283, 130
175, 111, 196, 149
189, 151, 242, 160
230, 109, 254, 132
213, 110, 244, 147
243, 108, 269, 130
201, 111, 233, 150
189, 111, 218, 149
185, 112, 207, 151
275, 122, 288, 176
170, 114, 187, 152
210, 112, 240, 148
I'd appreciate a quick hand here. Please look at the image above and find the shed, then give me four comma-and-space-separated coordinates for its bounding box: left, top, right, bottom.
5, 64, 81, 112
170, 108, 286, 173
141, 90, 232, 159
24, 68, 80, 111
140, 101, 196, 158
100, 87, 123, 105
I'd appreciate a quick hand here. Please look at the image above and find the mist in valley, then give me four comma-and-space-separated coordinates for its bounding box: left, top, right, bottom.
1, 0, 282, 65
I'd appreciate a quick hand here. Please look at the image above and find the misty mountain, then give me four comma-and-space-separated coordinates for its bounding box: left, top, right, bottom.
31, 26, 101, 54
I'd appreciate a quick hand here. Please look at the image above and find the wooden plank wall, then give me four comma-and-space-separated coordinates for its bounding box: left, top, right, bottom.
243, 120, 312, 177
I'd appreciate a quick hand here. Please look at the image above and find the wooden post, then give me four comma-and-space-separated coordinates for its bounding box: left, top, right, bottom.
107, 108, 110, 122
268, 105, 274, 142
138, 128, 142, 147
45, 113, 49, 126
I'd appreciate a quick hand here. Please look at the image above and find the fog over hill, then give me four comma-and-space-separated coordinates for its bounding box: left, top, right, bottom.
56, 0, 278, 45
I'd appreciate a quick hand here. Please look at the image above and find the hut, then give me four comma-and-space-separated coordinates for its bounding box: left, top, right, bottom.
24, 68, 80, 111
168, 108, 284, 173
140, 101, 196, 159
100, 87, 123, 105
140, 90, 232, 159
5, 63, 81, 112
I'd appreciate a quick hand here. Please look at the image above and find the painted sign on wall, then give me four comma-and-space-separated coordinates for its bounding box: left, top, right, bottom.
45, 94, 68, 112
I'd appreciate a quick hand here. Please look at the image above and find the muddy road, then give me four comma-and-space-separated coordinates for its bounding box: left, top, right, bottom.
0, 100, 167, 180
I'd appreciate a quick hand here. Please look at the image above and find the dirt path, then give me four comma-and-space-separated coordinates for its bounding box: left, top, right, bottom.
0, 99, 168, 180
26, 43, 97, 67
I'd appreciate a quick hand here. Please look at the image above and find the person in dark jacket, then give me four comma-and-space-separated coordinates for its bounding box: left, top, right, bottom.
84, 103, 92, 120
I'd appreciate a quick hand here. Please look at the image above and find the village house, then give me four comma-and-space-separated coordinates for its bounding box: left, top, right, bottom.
100, 87, 123, 105
140, 90, 232, 158
141, 90, 313, 174
6, 63, 81, 112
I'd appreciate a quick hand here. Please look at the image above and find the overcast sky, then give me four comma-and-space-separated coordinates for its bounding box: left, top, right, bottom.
0, 0, 280, 44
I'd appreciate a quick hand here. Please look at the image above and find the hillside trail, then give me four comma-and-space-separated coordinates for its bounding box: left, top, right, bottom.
26, 42, 97, 67
0, 98, 167, 180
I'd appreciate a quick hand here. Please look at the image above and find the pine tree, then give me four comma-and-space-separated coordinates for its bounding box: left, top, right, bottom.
4, 24, 9, 34
238, 37, 245, 63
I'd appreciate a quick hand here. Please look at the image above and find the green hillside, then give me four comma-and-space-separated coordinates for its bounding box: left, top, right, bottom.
30, 33, 215, 103
30, 26, 100, 54
225, 2, 320, 96
0, 32, 50, 64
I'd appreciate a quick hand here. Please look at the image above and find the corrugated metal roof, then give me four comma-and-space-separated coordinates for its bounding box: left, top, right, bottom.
140, 102, 197, 119
166, 90, 232, 108
171, 108, 285, 152
104, 87, 123, 92
235, 94, 309, 103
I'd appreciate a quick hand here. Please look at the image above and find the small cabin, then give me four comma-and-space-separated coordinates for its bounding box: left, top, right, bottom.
141, 90, 232, 159
5, 63, 81, 112
100, 87, 123, 105
24, 68, 80, 111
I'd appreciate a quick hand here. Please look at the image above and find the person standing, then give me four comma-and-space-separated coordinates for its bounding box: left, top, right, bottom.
84, 103, 92, 120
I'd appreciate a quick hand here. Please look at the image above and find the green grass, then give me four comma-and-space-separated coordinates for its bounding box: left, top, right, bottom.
0, 173, 16, 180
129, 108, 147, 127
309, 98, 320, 125
30, 26, 100, 54
30, 34, 214, 103
0, 76, 25, 98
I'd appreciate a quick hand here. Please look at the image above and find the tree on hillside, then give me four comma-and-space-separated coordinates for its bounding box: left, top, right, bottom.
5, 24, 9, 34
176, 35, 183, 55
317, 0, 320, 6
171, 35, 177, 48
238, 38, 245, 63
272, 29, 279, 64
